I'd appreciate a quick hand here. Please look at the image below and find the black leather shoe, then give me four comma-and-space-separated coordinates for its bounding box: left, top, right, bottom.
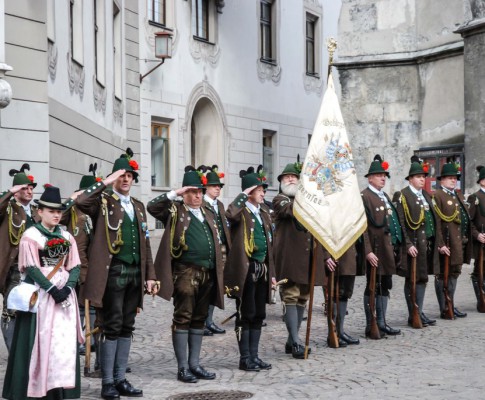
291, 343, 305, 359
207, 322, 226, 334
126, 366, 132, 373
286, 343, 311, 355
177, 367, 199, 383
252, 357, 272, 370
261, 322, 267, 327
190, 365, 216, 380
379, 325, 401, 336
203, 327, 213, 336
454, 308, 467, 318
101, 383, 120, 400
340, 332, 360, 345
115, 379, 143, 397
239, 358, 260, 371
421, 313, 436, 326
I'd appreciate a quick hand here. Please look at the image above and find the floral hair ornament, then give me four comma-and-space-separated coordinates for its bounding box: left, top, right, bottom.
295, 154, 303, 175
196, 165, 209, 185
89, 163, 104, 182
122, 148, 139, 171
256, 165, 267, 182
211, 165, 225, 179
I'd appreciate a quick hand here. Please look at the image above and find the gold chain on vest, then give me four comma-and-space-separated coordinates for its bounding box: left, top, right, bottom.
243, 210, 255, 258
401, 194, 424, 230
7, 203, 25, 246
101, 197, 123, 254
169, 204, 187, 258
432, 197, 460, 223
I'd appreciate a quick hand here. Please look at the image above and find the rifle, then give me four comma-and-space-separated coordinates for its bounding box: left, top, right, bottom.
410, 236, 423, 328
327, 268, 339, 348
304, 238, 317, 359
84, 299, 92, 377
368, 239, 381, 339
478, 225, 485, 313
442, 227, 454, 319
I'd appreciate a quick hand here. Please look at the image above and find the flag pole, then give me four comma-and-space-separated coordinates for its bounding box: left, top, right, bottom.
303, 38, 338, 358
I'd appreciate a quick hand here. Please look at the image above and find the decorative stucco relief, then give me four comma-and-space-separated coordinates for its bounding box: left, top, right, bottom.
67, 52, 85, 100
189, 38, 221, 67
470, 0, 485, 19
48, 41, 58, 82
257, 59, 282, 84
113, 97, 123, 126
303, 74, 323, 95
93, 76, 107, 115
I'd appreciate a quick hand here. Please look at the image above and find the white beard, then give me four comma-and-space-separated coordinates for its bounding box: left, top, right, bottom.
281, 182, 298, 197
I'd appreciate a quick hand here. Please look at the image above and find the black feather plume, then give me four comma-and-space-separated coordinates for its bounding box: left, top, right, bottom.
20, 164, 30, 173
373, 154, 383, 163
184, 165, 196, 173
8, 168, 19, 177
197, 165, 208, 173
126, 148, 134, 158
239, 170, 248, 178
211, 165, 218, 171
257, 165, 264, 174
477, 165, 484, 173
247, 166, 255, 174
410, 155, 421, 164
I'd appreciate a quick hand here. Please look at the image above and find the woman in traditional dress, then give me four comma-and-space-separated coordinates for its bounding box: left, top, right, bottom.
2, 185, 84, 400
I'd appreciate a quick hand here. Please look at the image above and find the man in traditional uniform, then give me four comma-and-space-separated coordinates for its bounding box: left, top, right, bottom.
202, 165, 230, 336
273, 161, 326, 358
432, 162, 472, 319
147, 166, 224, 383
361, 155, 402, 337
76, 149, 157, 400
0, 164, 39, 351
393, 156, 440, 327
225, 166, 275, 371
468, 165, 485, 310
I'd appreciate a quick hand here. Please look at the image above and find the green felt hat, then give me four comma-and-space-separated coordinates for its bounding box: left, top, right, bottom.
365, 154, 390, 178
277, 157, 302, 182
78, 163, 100, 190
405, 156, 429, 180
9, 163, 37, 188
240, 165, 268, 191
111, 148, 139, 183
437, 162, 460, 181
34, 185, 66, 210
477, 166, 485, 184
182, 166, 205, 188
206, 165, 225, 187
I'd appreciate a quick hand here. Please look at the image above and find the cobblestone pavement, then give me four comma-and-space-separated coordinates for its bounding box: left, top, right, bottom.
1, 264, 484, 399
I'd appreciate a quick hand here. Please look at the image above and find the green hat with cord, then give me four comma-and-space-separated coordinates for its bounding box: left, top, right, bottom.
437, 162, 460, 181
205, 165, 225, 187
182, 165, 206, 189
240, 165, 268, 191
9, 163, 37, 188
364, 154, 390, 178
111, 148, 139, 183
406, 155, 429, 180
78, 163, 102, 190
278, 155, 303, 182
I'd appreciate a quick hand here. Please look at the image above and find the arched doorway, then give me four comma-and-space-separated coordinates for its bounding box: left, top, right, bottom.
190, 97, 224, 170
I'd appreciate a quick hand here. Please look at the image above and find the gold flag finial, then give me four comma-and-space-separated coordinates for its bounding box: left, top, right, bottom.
326, 37, 338, 79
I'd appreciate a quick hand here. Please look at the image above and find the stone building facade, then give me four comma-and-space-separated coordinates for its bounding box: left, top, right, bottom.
337, 0, 485, 195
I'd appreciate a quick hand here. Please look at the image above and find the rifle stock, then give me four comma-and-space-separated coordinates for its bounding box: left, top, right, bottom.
368, 264, 381, 339
327, 269, 339, 348
410, 255, 423, 328
443, 229, 454, 319
478, 241, 485, 313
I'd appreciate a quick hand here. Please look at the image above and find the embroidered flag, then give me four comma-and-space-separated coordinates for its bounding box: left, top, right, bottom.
294, 74, 367, 259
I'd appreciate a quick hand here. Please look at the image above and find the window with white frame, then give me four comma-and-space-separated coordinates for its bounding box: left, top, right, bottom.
113, 1, 122, 99
70, 0, 84, 65
151, 121, 171, 188
95, 0, 106, 86
306, 13, 318, 76
260, 0, 276, 63
148, 0, 166, 26
263, 129, 276, 186
193, 0, 209, 41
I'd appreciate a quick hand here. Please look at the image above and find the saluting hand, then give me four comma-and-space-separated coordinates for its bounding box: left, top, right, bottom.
243, 185, 258, 195
174, 186, 200, 196
103, 169, 126, 186
10, 184, 28, 194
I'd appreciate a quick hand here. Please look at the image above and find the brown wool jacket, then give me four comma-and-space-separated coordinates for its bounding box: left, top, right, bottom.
272, 193, 325, 284
468, 189, 485, 262
75, 182, 155, 308
203, 198, 232, 250
393, 186, 440, 280
432, 188, 472, 266
225, 193, 275, 303
147, 193, 225, 309
361, 187, 401, 275
0, 191, 40, 293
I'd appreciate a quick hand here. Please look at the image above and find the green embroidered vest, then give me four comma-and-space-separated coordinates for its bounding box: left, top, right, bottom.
251, 214, 267, 262
115, 213, 140, 265
179, 216, 215, 269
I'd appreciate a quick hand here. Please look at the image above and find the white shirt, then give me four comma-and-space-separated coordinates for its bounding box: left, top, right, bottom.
245, 201, 262, 225
188, 207, 204, 223
368, 185, 391, 208
113, 189, 135, 220
204, 194, 219, 215
22, 203, 32, 218
409, 185, 429, 207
